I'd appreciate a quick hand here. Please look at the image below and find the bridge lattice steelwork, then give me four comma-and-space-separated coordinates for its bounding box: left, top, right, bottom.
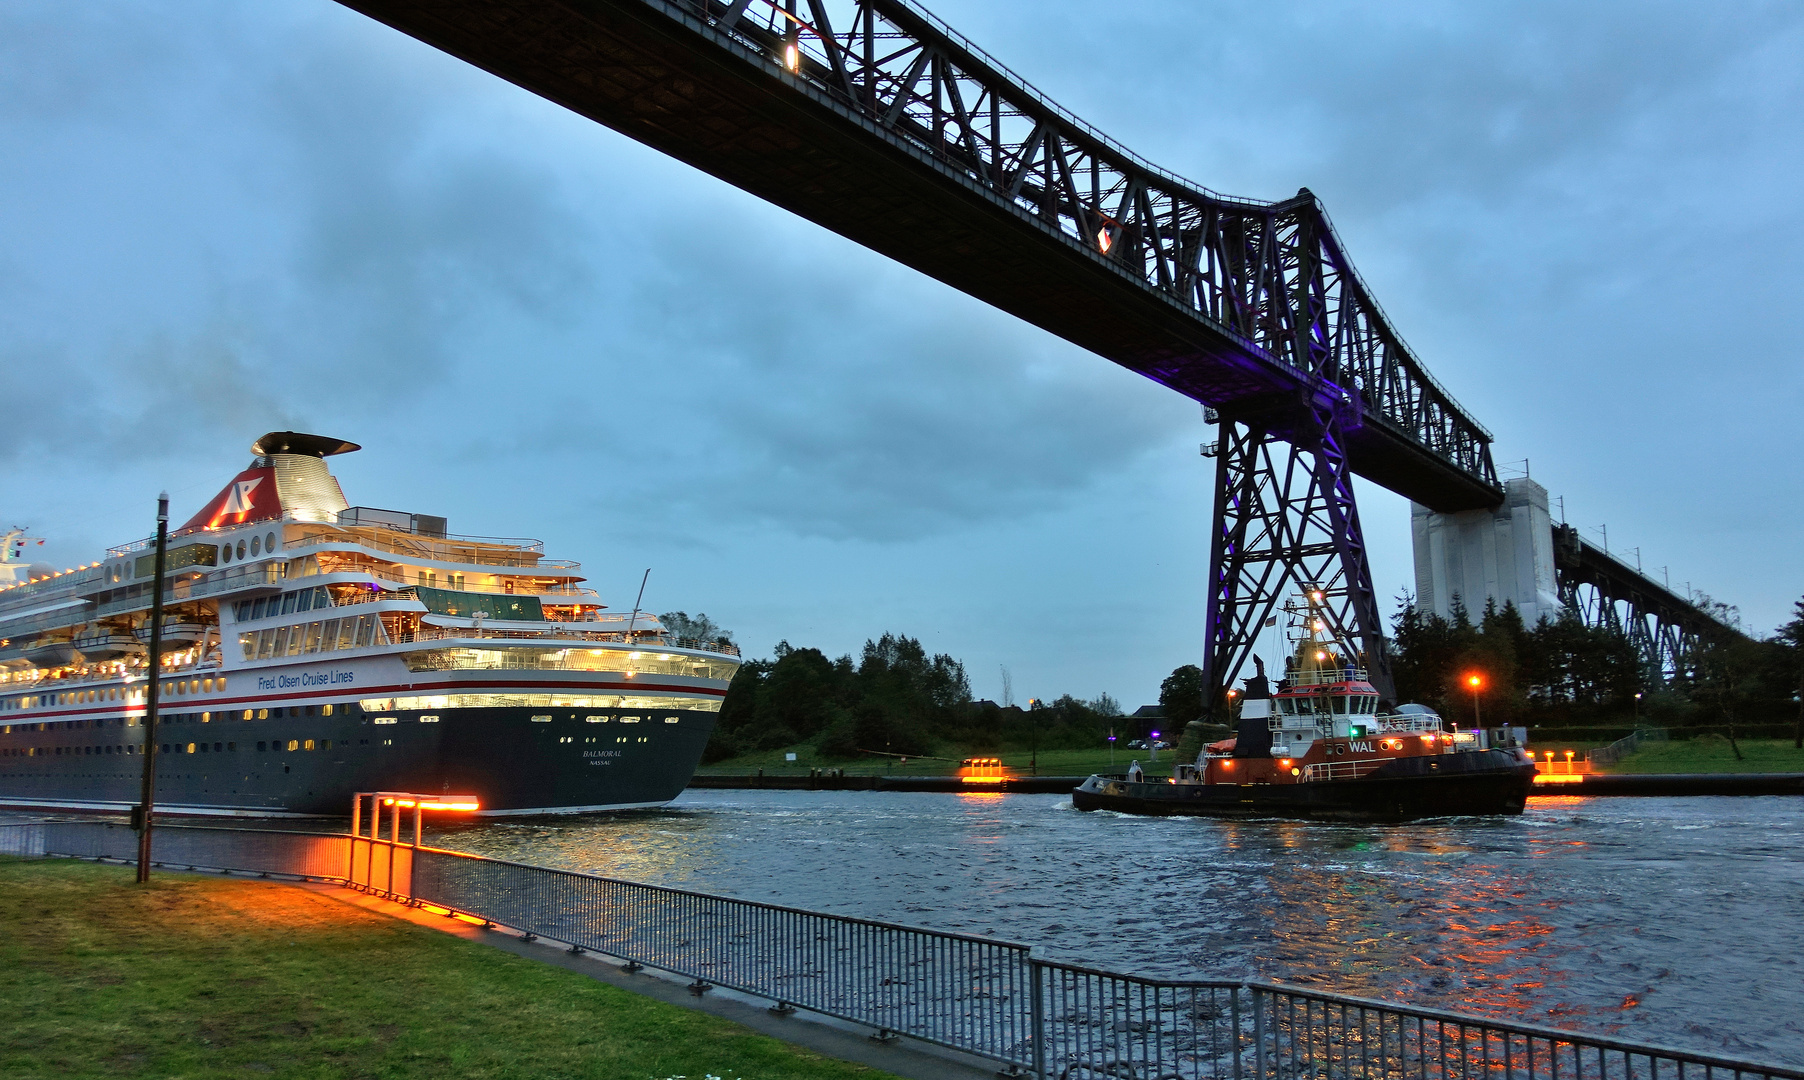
349, 0, 1741, 708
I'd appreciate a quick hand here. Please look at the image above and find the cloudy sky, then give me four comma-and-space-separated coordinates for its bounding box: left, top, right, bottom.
3, 1, 1800, 706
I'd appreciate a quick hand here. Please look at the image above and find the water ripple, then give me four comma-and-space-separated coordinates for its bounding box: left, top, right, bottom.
424, 792, 1804, 1066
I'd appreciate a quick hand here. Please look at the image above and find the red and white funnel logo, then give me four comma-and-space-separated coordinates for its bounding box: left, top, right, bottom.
180, 466, 283, 531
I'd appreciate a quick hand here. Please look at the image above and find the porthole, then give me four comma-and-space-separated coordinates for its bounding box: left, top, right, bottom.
265, 531, 276, 553
221, 544, 232, 564
250, 536, 260, 556
237, 540, 247, 559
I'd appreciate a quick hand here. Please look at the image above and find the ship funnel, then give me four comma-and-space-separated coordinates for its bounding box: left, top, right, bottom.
179, 432, 359, 532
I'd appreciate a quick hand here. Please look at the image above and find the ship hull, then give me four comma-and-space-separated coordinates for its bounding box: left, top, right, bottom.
1072, 751, 1537, 822
0, 704, 718, 817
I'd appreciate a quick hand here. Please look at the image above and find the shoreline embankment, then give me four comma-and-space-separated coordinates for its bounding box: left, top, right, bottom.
687, 773, 1804, 796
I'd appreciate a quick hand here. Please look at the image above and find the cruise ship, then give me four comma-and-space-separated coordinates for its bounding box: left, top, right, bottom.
0, 432, 740, 817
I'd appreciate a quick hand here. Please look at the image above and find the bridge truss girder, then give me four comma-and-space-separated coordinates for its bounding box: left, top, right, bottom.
1203, 410, 1395, 713
339, 0, 1500, 510
1553, 525, 1712, 685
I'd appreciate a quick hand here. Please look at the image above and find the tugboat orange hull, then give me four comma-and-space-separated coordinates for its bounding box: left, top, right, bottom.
1072, 751, 1537, 822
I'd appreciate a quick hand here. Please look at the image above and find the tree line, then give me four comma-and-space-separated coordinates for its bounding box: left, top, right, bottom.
704, 631, 1134, 763
1391, 593, 1804, 736
1153, 594, 1804, 746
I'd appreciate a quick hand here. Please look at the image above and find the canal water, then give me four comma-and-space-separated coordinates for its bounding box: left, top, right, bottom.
429, 792, 1804, 1067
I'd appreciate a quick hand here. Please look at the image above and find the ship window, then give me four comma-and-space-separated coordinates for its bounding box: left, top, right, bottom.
281, 593, 297, 616
250, 536, 261, 556
220, 544, 232, 564
257, 741, 267, 751
319, 619, 340, 651
286, 740, 299, 751
285, 629, 305, 658
585, 715, 607, 723
265, 531, 276, 553
251, 598, 267, 619
335, 620, 355, 650
226, 742, 234, 751
297, 589, 314, 613
530, 715, 552, 723
198, 742, 207, 753
303, 622, 323, 654
303, 739, 315, 751
320, 739, 330, 749
322, 704, 334, 717
237, 540, 247, 560
354, 616, 372, 648
159, 744, 168, 754
258, 709, 269, 720
186, 743, 196, 754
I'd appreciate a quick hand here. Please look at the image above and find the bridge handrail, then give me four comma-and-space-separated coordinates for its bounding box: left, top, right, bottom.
10, 819, 1800, 1080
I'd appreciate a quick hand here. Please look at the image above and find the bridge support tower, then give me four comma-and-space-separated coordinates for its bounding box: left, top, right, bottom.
1202, 407, 1395, 716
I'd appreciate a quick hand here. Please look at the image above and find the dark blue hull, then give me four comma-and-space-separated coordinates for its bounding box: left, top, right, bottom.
0, 703, 717, 817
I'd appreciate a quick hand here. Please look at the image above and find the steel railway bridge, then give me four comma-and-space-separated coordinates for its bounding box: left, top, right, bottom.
337, 0, 1732, 704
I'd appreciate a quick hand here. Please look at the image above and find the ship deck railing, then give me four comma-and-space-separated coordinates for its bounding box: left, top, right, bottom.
1300, 759, 1389, 783
7, 820, 1798, 1080
108, 516, 551, 559
1278, 667, 1371, 688
395, 625, 742, 657
282, 525, 578, 572
1376, 715, 1446, 734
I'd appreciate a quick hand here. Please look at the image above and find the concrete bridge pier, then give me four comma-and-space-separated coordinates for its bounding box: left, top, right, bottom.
1411, 478, 1562, 625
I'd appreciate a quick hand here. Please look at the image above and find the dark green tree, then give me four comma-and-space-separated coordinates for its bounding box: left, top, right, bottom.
1158, 665, 1204, 726
1777, 597, 1804, 749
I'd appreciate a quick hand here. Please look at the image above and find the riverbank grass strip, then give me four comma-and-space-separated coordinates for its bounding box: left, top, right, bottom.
0, 856, 899, 1080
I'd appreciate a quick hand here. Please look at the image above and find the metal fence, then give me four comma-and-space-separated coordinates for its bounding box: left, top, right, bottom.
1588, 729, 1670, 767
3, 820, 1797, 1080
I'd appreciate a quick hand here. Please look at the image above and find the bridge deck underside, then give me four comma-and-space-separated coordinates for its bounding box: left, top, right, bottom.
341, 0, 1499, 511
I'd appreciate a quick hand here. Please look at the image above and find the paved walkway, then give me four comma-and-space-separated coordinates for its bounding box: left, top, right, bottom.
298, 880, 1004, 1080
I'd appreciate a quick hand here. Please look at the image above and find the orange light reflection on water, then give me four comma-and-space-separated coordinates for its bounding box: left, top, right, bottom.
1251, 833, 1573, 1021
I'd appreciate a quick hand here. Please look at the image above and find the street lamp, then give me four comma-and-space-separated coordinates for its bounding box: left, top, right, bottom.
1149, 730, 1162, 764
1465, 672, 1484, 729
1634, 691, 1642, 724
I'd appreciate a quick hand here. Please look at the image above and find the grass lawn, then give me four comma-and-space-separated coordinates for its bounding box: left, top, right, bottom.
0, 856, 901, 1080
695, 745, 1169, 778
1603, 737, 1804, 774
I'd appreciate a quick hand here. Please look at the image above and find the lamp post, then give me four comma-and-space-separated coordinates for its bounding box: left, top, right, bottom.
1108, 729, 1116, 768
1465, 673, 1484, 730
134, 493, 169, 884
1634, 691, 1642, 724
1149, 730, 1161, 764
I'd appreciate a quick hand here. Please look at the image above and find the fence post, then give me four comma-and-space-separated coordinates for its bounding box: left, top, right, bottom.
1231, 985, 1244, 1080
1029, 950, 1047, 1080
1251, 985, 1267, 1080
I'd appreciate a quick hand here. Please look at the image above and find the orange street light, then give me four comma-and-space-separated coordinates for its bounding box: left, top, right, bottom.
1464, 672, 1485, 729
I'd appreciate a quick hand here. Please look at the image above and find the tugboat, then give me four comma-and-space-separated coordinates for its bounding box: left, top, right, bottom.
1073, 592, 1536, 822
